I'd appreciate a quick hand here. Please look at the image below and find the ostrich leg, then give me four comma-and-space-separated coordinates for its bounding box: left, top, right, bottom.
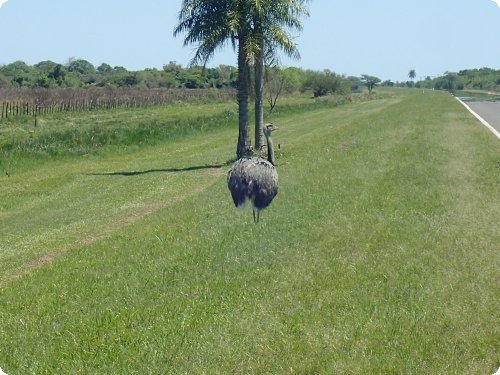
253, 209, 260, 223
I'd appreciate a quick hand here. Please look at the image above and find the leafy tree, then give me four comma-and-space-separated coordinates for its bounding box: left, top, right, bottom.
281, 66, 304, 93
1, 61, 33, 86
121, 74, 140, 87
32, 61, 58, 87
163, 61, 183, 75
2, 61, 32, 76
97, 63, 113, 74
310, 71, 330, 97
34, 60, 58, 73
65, 59, 97, 87
49, 64, 66, 85
185, 66, 208, 88
202, 65, 238, 88
361, 74, 381, 94
264, 66, 311, 111
66, 59, 96, 75
444, 71, 457, 92
113, 66, 128, 73
305, 69, 350, 97
347, 76, 363, 92
0, 73, 9, 88
265, 66, 286, 113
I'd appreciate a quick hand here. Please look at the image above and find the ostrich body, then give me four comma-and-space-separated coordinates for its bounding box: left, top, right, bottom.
228, 123, 278, 223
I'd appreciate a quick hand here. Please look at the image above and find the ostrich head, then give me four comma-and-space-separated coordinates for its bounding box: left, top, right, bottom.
264, 123, 278, 138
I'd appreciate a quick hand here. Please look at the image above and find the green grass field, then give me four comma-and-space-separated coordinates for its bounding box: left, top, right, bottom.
0, 89, 499, 374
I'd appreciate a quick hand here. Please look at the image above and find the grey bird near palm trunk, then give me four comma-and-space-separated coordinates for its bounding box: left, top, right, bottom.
227, 123, 279, 223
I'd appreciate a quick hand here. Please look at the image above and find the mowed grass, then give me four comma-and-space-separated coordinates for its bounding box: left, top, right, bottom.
0, 89, 499, 374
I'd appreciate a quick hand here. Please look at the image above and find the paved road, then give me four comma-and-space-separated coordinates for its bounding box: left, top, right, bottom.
465, 101, 500, 135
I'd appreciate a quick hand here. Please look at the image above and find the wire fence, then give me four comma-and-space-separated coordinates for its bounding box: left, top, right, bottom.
0, 87, 236, 119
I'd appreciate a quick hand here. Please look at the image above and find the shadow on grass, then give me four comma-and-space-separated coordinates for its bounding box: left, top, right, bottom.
88, 161, 233, 177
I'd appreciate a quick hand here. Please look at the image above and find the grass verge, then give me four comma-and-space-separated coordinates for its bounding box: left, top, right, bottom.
0, 89, 498, 374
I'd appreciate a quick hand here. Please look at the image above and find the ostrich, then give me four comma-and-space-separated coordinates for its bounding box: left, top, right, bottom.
227, 123, 279, 223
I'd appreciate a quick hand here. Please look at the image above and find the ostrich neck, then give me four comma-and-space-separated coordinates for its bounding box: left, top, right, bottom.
265, 134, 275, 165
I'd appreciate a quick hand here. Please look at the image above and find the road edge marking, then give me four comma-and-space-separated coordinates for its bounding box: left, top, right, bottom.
455, 97, 500, 140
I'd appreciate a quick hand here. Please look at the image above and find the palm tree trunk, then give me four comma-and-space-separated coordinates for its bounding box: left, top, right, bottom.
254, 35, 265, 151
237, 34, 251, 159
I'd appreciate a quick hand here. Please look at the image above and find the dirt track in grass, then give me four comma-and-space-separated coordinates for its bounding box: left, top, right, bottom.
0, 170, 224, 288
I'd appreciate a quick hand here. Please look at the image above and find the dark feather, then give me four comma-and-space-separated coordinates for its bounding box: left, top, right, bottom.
227, 157, 278, 210
227, 123, 279, 222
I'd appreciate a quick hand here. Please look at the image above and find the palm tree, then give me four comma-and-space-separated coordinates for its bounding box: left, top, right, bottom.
174, 0, 252, 158
250, 0, 310, 150
407, 69, 417, 88
175, 0, 309, 157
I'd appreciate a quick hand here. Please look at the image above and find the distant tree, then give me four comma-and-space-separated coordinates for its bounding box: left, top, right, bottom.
97, 63, 113, 73
307, 70, 328, 97
113, 66, 128, 73
213, 65, 238, 88
122, 74, 140, 86
263, 66, 307, 112
406, 69, 416, 87
1, 61, 33, 86
347, 76, 363, 92
50, 64, 66, 84
3, 61, 32, 75
361, 74, 381, 94
0, 73, 9, 88
184, 66, 208, 88
163, 61, 183, 75
265, 66, 286, 113
34, 60, 58, 73
67, 59, 96, 75
281, 67, 304, 93
444, 71, 457, 91
304, 69, 350, 97
163, 61, 185, 88
33, 60, 62, 87
138, 68, 161, 88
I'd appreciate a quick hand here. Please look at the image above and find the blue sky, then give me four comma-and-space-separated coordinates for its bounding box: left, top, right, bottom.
0, 0, 499, 81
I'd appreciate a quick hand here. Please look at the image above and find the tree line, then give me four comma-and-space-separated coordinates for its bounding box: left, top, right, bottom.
0, 58, 364, 120
377, 68, 500, 92
0, 60, 238, 90
416, 68, 500, 92
0, 58, 359, 95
